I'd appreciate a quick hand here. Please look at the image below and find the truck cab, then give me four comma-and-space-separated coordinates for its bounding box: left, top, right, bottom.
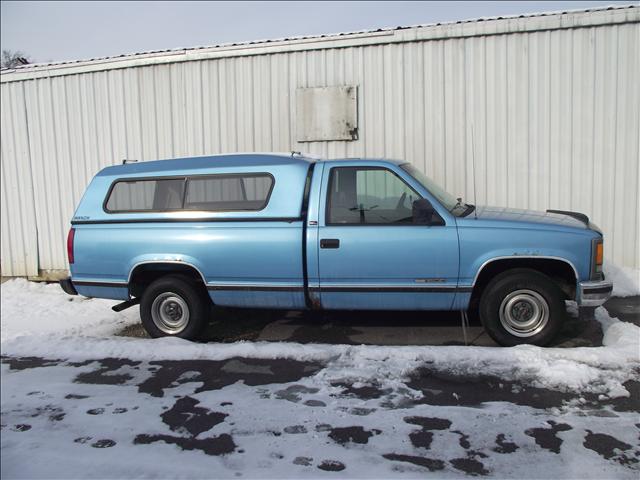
61, 153, 612, 346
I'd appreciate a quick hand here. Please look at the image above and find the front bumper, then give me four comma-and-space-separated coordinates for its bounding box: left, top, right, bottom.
578, 279, 613, 307
59, 277, 78, 296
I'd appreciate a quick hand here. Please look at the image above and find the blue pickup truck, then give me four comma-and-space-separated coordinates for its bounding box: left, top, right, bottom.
60, 153, 612, 346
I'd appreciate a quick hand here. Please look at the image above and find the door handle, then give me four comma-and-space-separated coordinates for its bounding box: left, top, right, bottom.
320, 239, 340, 249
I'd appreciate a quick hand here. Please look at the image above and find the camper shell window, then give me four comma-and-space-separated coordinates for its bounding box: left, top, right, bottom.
104, 173, 274, 213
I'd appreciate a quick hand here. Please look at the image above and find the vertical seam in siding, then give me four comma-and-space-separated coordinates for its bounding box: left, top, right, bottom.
440, 42, 447, 186
136, 69, 144, 158
504, 35, 509, 203
120, 70, 129, 156
590, 27, 598, 216
20, 81, 39, 262
381, 46, 387, 157
610, 26, 620, 261
569, 30, 575, 208
483, 36, 489, 203
48, 76, 63, 269
462, 39, 468, 199
199, 62, 205, 154
168, 66, 175, 157
546, 31, 552, 208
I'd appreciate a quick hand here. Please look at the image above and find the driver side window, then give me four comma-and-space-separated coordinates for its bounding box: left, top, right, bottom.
327, 167, 420, 225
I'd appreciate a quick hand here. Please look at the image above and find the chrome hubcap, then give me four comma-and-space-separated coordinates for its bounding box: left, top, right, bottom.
499, 289, 549, 337
151, 292, 190, 334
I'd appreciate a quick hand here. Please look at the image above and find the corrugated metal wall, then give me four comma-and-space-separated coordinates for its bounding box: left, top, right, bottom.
1, 6, 639, 276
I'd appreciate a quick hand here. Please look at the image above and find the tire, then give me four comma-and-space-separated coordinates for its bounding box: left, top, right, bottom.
140, 275, 210, 340
479, 268, 566, 347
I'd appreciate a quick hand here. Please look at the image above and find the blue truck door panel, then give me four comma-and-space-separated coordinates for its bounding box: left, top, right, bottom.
316, 162, 459, 310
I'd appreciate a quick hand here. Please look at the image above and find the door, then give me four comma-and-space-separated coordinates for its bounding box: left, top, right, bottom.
317, 164, 459, 310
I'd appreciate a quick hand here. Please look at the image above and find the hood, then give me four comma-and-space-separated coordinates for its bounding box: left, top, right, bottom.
469, 206, 589, 230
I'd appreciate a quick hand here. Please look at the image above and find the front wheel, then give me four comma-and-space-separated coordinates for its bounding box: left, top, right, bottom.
479, 268, 566, 346
140, 275, 209, 340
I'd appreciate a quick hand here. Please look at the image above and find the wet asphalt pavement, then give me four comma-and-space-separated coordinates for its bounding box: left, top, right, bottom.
2, 350, 639, 477
118, 298, 627, 348
1, 298, 639, 477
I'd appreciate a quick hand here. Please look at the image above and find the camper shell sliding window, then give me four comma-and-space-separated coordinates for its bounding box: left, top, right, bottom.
103, 173, 275, 213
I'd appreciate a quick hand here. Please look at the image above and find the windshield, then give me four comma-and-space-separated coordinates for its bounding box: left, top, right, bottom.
400, 163, 472, 217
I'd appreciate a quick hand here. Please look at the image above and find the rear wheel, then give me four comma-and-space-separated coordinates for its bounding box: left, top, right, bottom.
479, 268, 565, 346
140, 275, 209, 340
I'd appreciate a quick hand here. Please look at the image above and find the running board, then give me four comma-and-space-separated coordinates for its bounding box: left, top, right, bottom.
112, 298, 140, 312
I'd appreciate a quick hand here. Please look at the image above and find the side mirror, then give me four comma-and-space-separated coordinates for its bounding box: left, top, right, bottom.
412, 199, 444, 226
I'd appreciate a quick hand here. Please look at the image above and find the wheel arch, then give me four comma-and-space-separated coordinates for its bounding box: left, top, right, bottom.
469, 256, 579, 307
128, 260, 208, 298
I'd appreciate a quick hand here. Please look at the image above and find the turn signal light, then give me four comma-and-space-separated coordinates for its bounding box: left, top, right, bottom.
595, 241, 603, 272
67, 228, 75, 264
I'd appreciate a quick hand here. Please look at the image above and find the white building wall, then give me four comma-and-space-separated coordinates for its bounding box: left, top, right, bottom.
1, 6, 639, 276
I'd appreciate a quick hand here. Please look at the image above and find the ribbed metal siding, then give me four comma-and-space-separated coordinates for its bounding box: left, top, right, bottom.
1, 83, 39, 276
1, 8, 638, 276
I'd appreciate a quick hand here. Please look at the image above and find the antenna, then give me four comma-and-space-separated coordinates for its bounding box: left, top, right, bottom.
470, 124, 478, 220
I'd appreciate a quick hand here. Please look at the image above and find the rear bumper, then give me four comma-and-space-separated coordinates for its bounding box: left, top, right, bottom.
59, 277, 78, 296
578, 279, 613, 307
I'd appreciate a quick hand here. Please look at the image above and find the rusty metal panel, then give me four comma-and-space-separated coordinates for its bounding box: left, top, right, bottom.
0, 6, 638, 274
296, 86, 358, 142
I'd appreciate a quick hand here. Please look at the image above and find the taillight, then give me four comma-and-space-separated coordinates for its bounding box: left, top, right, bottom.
67, 228, 75, 264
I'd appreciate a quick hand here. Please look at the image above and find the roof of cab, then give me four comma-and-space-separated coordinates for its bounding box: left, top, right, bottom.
96, 153, 316, 177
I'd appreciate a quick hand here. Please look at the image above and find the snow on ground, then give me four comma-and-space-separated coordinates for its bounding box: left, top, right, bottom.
605, 263, 640, 297
2, 354, 638, 479
0, 279, 140, 340
1, 277, 639, 479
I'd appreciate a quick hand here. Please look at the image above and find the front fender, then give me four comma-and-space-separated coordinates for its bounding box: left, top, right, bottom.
457, 227, 592, 286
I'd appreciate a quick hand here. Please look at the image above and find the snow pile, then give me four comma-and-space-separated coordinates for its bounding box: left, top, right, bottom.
1, 278, 639, 399
0, 279, 139, 341
604, 263, 640, 297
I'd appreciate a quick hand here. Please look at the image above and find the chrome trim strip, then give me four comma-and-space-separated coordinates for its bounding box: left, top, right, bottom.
207, 284, 304, 292
76, 276, 472, 294
73, 280, 128, 288
310, 284, 470, 293
318, 283, 460, 289
206, 283, 304, 288
72, 216, 302, 225
204, 283, 471, 293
